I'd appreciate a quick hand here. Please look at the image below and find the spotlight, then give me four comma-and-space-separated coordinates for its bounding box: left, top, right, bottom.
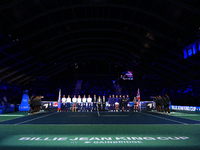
75, 63, 78, 69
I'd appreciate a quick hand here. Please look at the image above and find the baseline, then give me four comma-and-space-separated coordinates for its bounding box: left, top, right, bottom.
14, 112, 58, 125
151, 111, 200, 123
140, 112, 188, 125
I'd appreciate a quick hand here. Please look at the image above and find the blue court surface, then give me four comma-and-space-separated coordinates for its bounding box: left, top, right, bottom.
0, 111, 200, 125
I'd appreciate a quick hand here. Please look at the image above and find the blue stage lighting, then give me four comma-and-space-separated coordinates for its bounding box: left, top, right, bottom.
183, 50, 187, 59
193, 44, 197, 54
188, 49, 192, 57
183, 39, 200, 58
198, 42, 200, 51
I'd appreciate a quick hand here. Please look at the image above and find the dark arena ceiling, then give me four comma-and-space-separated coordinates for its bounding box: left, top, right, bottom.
0, 0, 200, 86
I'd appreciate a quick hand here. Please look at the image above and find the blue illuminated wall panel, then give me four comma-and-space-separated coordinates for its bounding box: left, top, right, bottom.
198, 42, 200, 51
183, 39, 200, 59
188, 49, 192, 57
183, 50, 187, 59
193, 44, 197, 54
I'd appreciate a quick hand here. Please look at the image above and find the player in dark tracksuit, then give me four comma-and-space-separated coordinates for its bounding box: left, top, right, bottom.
115, 95, 119, 111
155, 96, 159, 112
93, 94, 97, 111
32, 97, 36, 113
102, 96, 106, 111
125, 95, 130, 112
34, 96, 39, 112
165, 94, 170, 114
28, 95, 35, 115
118, 95, 122, 111
108, 95, 112, 111
38, 96, 42, 112
158, 95, 164, 112
111, 95, 115, 111
162, 95, 167, 113
97, 96, 102, 111
121, 95, 126, 112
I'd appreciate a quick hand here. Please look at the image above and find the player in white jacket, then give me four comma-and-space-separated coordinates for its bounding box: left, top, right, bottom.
77, 95, 82, 112
61, 95, 67, 111
66, 95, 71, 112
87, 95, 92, 112
82, 95, 87, 112
72, 95, 77, 112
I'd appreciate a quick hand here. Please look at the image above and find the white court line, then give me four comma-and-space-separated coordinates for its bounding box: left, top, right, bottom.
151, 111, 200, 123
14, 112, 58, 125
171, 116, 200, 123
172, 114, 200, 117
68, 115, 87, 117
140, 112, 188, 125
10, 123, 199, 126
0, 115, 24, 116
0, 114, 32, 123
101, 115, 130, 117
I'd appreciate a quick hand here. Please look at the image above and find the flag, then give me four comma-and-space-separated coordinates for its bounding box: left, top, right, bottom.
57, 88, 61, 111
137, 88, 141, 110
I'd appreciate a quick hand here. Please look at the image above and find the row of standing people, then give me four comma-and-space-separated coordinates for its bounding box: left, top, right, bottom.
60, 94, 138, 112
155, 94, 170, 114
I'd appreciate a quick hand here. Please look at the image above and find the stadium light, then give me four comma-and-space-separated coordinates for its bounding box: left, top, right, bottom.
183, 39, 200, 59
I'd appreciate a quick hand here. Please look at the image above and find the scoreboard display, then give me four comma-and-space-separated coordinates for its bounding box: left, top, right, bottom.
120, 71, 133, 80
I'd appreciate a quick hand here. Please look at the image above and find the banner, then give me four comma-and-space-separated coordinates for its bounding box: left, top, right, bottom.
171, 105, 200, 112
19, 90, 30, 111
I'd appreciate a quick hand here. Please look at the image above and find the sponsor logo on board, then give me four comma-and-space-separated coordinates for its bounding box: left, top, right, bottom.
171, 105, 200, 112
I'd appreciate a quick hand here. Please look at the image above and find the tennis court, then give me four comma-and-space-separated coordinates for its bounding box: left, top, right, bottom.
0, 110, 200, 150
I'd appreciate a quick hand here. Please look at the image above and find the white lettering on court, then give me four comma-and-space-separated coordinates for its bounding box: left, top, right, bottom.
101, 137, 112, 140
57, 137, 68, 141
19, 137, 30, 140
131, 137, 143, 140
18, 136, 190, 142
115, 137, 127, 140
143, 137, 156, 140
79, 137, 88, 140
89, 137, 100, 140
70, 137, 78, 141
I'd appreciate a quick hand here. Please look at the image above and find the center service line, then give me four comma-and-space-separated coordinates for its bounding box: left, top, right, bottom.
14, 112, 58, 125
140, 112, 188, 125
